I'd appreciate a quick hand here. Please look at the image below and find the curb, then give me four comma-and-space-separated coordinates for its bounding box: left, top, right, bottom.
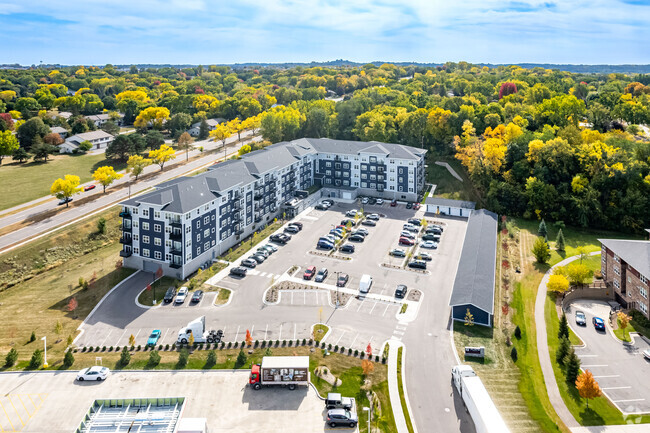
212, 288, 233, 308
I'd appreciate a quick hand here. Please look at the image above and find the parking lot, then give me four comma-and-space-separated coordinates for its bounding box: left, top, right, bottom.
0, 370, 341, 433
566, 299, 650, 414
76, 200, 465, 357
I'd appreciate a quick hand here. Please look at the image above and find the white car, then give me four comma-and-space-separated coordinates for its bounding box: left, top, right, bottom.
346, 209, 358, 217
644, 349, 650, 360
361, 197, 369, 204
175, 287, 189, 304
420, 241, 438, 249
376, 199, 384, 205
77, 366, 110, 381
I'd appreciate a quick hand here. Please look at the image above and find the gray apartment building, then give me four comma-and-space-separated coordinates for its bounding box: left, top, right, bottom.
118, 138, 427, 279
600, 238, 650, 318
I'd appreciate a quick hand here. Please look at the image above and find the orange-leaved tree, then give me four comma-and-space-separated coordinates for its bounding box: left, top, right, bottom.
576, 370, 602, 408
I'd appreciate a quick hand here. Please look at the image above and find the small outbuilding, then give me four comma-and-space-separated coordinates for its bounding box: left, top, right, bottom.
425, 197, 475, 218
449, 209, 498, 327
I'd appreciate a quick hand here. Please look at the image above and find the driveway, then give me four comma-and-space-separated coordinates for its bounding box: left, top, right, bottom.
566, 299, 650, 415
0, 370, 332, 433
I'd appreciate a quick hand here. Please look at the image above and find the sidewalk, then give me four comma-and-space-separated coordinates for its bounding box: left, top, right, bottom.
535, 251, 601, 430
387, 340, 415, 433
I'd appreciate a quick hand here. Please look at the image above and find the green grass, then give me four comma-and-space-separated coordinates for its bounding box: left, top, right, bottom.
399, 304, 408, 314
137, 276, 181, 306
313, 324, 329, 342
425, 154, 481, 203
214, 288, 231, 305
613, 321, 636, 343
545, 292, 650, 425
396, 347, 415, 433
0, 153, 127, 211
221, 221, 283, 262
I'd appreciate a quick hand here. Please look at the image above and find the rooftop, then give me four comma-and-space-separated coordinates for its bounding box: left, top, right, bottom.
425, 197, 476, 209
67, 130, 114, 142
75, 397, 184, 433
599, 238, 650, 277
449, 209, 498, 314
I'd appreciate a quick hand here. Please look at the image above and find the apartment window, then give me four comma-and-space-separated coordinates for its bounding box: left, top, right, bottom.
154, 211, 161, 219
154, 251, 162, 260
133, 247, 139, 255
165, 240, 171, 247
613, 279, 620, 289
641, 286, 648, 299
185, 239, 191, 248
614, 266, 620, 276
185, 226, 191, 233
141, 222, 149, 230
154, 224, 161, 232
165, 226, 171, 233
186, 252, 192, 261
196, 247, 201, 256
204, 241, 210, 251
361, 182, 367, 188
204, 216, 209, 225
642, 275, 648, 285
204, 229, 210, 238
185, 213, 191, 220
166, 253, 171, 261
614, 254, 620, 263
143, 249, 150, 258
143, 209, 149, 217
641, 302, 648, 315
204, 205, 209, 211
196, 234, 200, 242
212, 214, 216, 220
221, 219, 227, 228
196, 221, 200, 229
133, 234, 139, 241
132, 208, 139, 215
142, 235, 150, 244
154, 238, 161, 246
221, 231, 227, 240
325, 161, 331, 167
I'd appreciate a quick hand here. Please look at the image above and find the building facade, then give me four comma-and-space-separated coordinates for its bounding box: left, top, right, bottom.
61, 130, 114, 153
599, 238, 650, 318
119, 138, 427, 279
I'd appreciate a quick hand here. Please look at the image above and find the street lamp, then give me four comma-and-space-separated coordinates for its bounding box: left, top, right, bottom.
363, 406, 371, 432
41, 336, 48, 368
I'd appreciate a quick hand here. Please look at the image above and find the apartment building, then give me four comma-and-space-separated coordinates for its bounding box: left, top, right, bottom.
119, 138, 426, 279
599, 238, 650, 318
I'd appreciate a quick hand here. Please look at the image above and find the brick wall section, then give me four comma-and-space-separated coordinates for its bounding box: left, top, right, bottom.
601, 245, 650, 318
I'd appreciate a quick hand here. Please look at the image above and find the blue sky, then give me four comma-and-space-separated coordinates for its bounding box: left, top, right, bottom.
1, 0, 649, 65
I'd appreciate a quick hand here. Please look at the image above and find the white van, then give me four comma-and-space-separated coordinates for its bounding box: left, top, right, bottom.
359, 274, 373, 294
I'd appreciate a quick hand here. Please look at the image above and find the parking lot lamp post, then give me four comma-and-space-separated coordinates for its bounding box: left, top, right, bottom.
363, 406, 371, 432
41, 336, 48, 368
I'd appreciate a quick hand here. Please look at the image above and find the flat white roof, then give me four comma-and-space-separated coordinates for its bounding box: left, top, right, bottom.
261, 356, 310, 369
76, 398, 185, 433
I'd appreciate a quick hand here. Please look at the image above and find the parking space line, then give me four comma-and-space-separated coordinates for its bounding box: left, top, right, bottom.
356, 300, 364, 312
291, 292, 294, 305
7, 396, 24, 427
294, 323, 297, 340
613, 398, 646, 403
99, 329, 113, 348
162, 328, 171, 344
383, 304, 391, 316
594, 375, 620, 378
279, 323, 283, 340
304, 291, 306, 305
134, 329, 141, 341
581, 364, 608, 368
234, 325, 240, 342
368, 301, 378, 315
0, 400, 15, 432
602, 386, 632, 390
250, 325, 255, 340
394, 330, 405, 336
350, 333, 359, 348
578, 354, 598, 358
335, 331, 346, 345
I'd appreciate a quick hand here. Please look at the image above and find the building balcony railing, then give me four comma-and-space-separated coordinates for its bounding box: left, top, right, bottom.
119, 236, 132, 245
170, 261, 182, 269
122, 224, 132, 232
169, 231, 182, 241
233, 201, 241, 210
119, 210, 131, 218
170, 246, 183, 255
170, 220, 182, 228
119, 249, 132, 258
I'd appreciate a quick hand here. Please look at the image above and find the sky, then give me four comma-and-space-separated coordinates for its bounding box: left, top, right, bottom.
1, 0, 650, 65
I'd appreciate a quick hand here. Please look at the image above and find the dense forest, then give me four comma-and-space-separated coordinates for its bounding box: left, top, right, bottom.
0, 62, 648, 232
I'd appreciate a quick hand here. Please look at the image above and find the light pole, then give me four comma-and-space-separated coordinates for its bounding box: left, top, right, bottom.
363, 406, 371, 432
41, 336, 48, 368
335, 271, 340, 308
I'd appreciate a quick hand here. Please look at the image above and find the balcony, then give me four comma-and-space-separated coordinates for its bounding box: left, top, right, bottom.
122, 223, 132, 232
233, 213, 241, 222
119, 249, 132, 258
169, 231, 182, 241
170, 261, 182, 269
170, 244, 183, 255
254, 214, 263, 223
119, 210, 131, 218
235, 227, 244, 235
170, 220, 182, 228
119, 236, 132, 245
233, 201, 241, 210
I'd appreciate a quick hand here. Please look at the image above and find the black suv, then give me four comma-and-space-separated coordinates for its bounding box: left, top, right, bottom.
408, 260, 427, 270
395, 284, 407, 299
229, 267, 247, 277
270, 233, 290, 244
163, 287, 176, 303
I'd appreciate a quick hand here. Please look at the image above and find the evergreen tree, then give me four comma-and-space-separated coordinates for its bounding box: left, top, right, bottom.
120, 346, 131, 366
29, 349, 43, 369
177, 348, 189, 367
556, 336, 570, 365
5, 348, 18, 367
558, 312, 569, 340
538, 219, 548, 238
510, 347, 518, 362
63, 349, 75, 367
235, 348, 247, 368
556, 228, 566, 252
198, 119, 209, 140
564, 348, 581, 385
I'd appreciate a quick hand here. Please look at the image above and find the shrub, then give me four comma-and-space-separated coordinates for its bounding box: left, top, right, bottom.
29, 349, 44, 369
171, 344, 176, 350
233, 342, 238, 348
382, 357, 387, 364
275, 340, 280, 347
321, 342, 326, 349
328, 344, 332, 350
178, 349, 189, 368
206, 350, 217, 367
354, 349, 359, 357
120, 347, 131, 366
80, 347, 86, 353
115, 346, 120, 352
348, 348, 353, 355
254, 340, 259, 348
375, 355, 379, 362
556, 337, 570, 365
159, 345, 163, 351
510, 347, 518, 362
102, 346, 106, 352
137, 345, 142, 351
334, 345, 339, 352
5, 348, 18, 367
261, 340, 266, 348
288, 340, 292, 347
149, 350, 161, 367
302, 338, 307, 346
514, 326, 521, 339
235, 348, 247, 368
360, 351, 365, 359
63, 350, 75, 367
221, 342, 225, 349
109, 346, 113, 352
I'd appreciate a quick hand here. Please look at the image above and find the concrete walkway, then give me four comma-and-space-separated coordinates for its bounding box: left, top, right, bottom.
535, 251, 600, 430
434, 161, 463, 182
387, 340, 416, 433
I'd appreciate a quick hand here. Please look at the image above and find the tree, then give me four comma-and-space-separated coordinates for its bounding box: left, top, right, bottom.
78, 140, 93, 152
63, 349, 75, 368
43, 132, 63, 146
176, 132, 193, 161
31, 141, 56, 162
5, 348, 18, 367
15, 97, 40, 118
547, 274, 570, 294
198, 119, 209, 140
148, 350, 161, 366
538, 219, 548, 238
129, 334, 136, 347
67, 297, 78, 312
29, 349, 43, 369
556, 229, 566, 252
510, 346, 518, 362
16, 117, 49, 150
168, 113, 193, 139
235, 348, 247, 368
120, 346, 131, 366
361, 359, 375, 376
245, 330, 253, 347
50, 174, 82, 207
464, 308, 474, 326
133, 106, 170, 130
206, 350, 217, 367
559, 312, 570, 339
499, 82, 518, 99
0, 130, 20, 164
210, 123, 232, 149
127, 154, 152, 181
54, 320, 63, 335
149, 144, 176, 171
97, 217, 107, 234
532, 237, 551, 264
92, 166, 123, 193
576, 370, 602, 407
101, 120, 120, 136
617, 312, 631, 331
238, 144, 252, 156
188, 333, 195, 348
144, 130, 165, 150
566, 263, 593, 286
12, 147, 29, 163
178, 348, 189, 367
564, 348, 581, 384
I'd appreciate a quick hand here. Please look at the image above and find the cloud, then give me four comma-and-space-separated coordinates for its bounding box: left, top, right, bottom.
0, 0, 649, 64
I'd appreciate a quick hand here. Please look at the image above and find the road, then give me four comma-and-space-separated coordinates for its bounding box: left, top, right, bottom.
0, 131, 260, 253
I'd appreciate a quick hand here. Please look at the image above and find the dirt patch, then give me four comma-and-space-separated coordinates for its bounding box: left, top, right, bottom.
407, 289, 421, 302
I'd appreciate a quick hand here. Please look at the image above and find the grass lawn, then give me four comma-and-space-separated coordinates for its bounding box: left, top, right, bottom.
0, 153, 127, 211
221, 221, 283, 262
0, 205, 136, 361
214, 288, 231, 305
613, 321, 636, 343
396, 347, 415, 433
313, 324, 329, 342
137, 276, 181, 306
425, 154, 481, 204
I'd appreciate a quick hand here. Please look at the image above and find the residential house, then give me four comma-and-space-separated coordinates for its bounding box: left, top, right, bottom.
188, 118, 225, 137
85, 113, 123, 128
50, 126, 69, 140
60, 130, 114, 153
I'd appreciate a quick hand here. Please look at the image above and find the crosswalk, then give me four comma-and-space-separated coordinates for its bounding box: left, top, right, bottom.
244, 269, 283, 279
392, 322, 409, 341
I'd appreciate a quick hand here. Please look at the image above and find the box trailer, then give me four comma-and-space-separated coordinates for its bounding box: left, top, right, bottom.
249, 356, 310, 390
452, 365, 510, 433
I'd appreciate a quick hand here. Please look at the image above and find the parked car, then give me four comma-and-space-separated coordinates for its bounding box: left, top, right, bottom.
175, 287, 188, 304
408, 260, 427, 270
147, 330, 161, 347
259, 244, 276, 254
270, 234, 289, 244
250, 255, 265, 264
290, 221, 303, 230
241, 258, 257, 268
415, 252, 432, 261
341, 219, 355, 226
399, 237, 415, 246
399, 231, 415, 239
349, 234, 365, 242
420, 241, 438, 249
58, 197, 73, 206
229, 267, 247, 277
346, 209, 358, 217
304, 266, 316, 280
285, 225, 300, 234
376, 198, 384, 205
255, 249, 269, 258
317, 240, 335, 249
320, 235, 337, 243
83, 184, 96, 192
422, 234, 440, 241
575, 311, 586, 326
395, 284, 407, 299
367, 213, 380, 220
643, 349, 650, 360
191, 290, 204, 303
315, 268, 329, 283
337, 273, 349, 287
361, 197, 369, 204
322, 199, 334, 206
368, 197, 377, 205
592, 316, 606, 331
413, 203, 421, 210
390, 248, 406, 257
77, 366, 110, 381
426, 227, 442, 235
316, 203, 329, 210
327, 409, 358, 428
361, 219, 376, 226
163, 287, 176, 303
355, 228, 369, 236
340, 243, 355, 253
351, 230, 367, 238
406, 202, 413, 209
390, 200, 397, 207
408, 218, 421, 226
